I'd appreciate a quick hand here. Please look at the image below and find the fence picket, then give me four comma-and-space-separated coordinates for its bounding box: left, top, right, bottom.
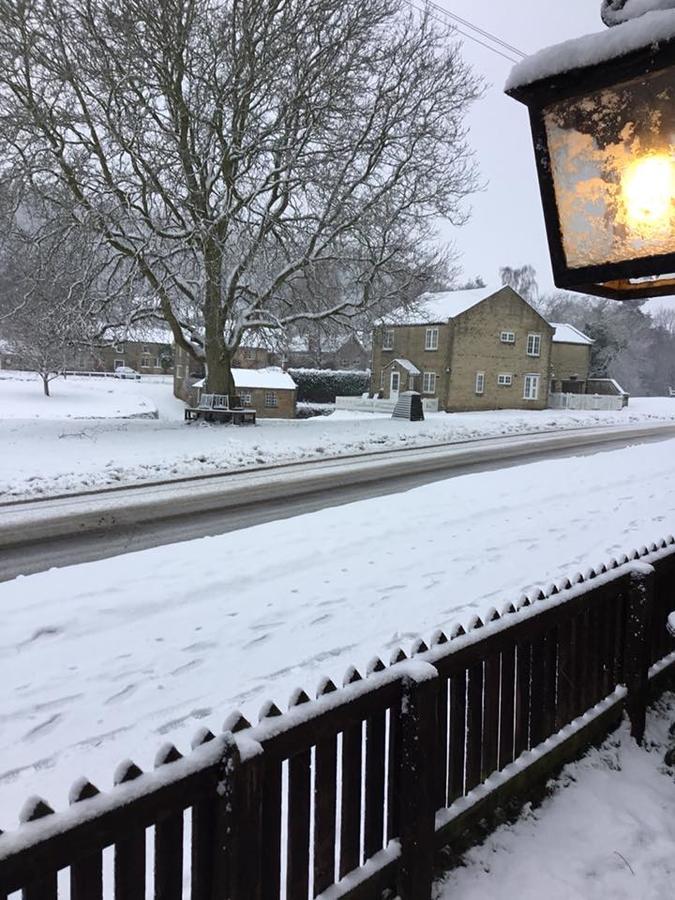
314, 679, 338, 897
153, 745, 184, 900
365, 660, 386, 861
498, 606, 517, 770
287, 691, 312, 900
339, 668, 363, 878
514, 638, 531, 756
482, 611, 500, 781
447, 625, 467, 805
19, 798, 57, 900
69, 780, 102, 900
113, 761, 145, 900
260, 703, 283, 900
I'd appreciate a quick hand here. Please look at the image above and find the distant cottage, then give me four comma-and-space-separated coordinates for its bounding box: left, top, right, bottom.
372, 286, 554, 412
371, 286, 625, 412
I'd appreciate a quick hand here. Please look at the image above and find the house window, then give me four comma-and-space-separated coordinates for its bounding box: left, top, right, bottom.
265, 391, 278, 408
523, 374, 540, 400
113, 343, 124, 354
380, 369, 385, 390
527, 333, 541, 357
500, 331, 515, 343
475, 372, 485, 394
497, 373, 513, 386
141, 355, 152, 368
143, 345, 150, 353
240, 391, 252, 406
422, 372, 437, 394
425, 327, 439, 351
114, 358, 125, 369
382, 329, 394, 350
176, 365, 183, 378
244, 347, 256, 359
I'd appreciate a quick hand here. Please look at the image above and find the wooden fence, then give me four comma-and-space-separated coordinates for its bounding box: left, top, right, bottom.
2, 539, 675, 899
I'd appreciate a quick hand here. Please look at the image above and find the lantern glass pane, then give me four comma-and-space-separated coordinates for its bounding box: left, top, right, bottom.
543, 67, 675, 269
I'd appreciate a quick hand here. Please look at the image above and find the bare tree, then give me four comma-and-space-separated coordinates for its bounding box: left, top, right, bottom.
499, 264, 540, 308
0, 0, 481, 394
0, 201, 133, 394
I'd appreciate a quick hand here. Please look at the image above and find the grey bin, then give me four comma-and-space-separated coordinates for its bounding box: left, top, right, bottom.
392, 391, 424, 421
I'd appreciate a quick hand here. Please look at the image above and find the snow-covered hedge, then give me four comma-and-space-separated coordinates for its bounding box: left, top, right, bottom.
288, 368, 370, 403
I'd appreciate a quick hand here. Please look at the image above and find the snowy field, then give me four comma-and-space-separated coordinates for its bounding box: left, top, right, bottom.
435, 694, 675, 900
2, 437, 675, 825
3, 370, 675, 499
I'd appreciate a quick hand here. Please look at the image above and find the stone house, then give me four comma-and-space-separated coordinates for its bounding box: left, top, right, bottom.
173, 341, 278, 382
284, 333, 370, 370
549, 324, 594, 394
371, 286, 554, 412
67, 325, 174, 375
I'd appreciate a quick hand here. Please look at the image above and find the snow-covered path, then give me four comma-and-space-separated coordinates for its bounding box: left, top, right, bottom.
1, 438, 675, 826
435, 694, 675, 900
3, 371, 675, 499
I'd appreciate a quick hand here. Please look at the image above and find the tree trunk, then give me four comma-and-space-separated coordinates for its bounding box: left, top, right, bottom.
202, 242, 236, 397
42, 374, 50, 397
204, 332, 235, 396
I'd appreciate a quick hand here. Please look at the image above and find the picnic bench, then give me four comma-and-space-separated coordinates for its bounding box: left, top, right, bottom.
184, 393, 256, 425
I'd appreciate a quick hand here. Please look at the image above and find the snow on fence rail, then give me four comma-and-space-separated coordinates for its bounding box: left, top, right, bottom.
2, 540, 675, 899
549, 392, 624, 411
335, 395, 440, 413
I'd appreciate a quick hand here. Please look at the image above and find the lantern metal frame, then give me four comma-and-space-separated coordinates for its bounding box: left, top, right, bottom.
507, 34, 675, 300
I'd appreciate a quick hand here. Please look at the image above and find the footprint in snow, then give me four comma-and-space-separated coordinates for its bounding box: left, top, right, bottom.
22, 713, 63, 742
104, 684, 138, 705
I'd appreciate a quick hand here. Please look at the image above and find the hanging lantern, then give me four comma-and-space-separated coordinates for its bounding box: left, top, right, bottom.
506, 3, 675, 299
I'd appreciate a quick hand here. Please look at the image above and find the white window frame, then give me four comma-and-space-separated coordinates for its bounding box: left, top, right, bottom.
425, 327, 439, 351
265, 391, 278, 408
176, 364, 183, 378
497, 373, 513, 386
140, 355, 152, 369
422, 371, 437, 395
523, 374, 540, 400
500, 330, 515, 344
475, 372, 485, 395
382, 329, 394, 351
114, 358, 125, 369
240, 391, 253, 406
527, 333, 542, 357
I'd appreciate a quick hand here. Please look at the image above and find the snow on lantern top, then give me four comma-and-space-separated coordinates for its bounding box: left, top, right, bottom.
506, 6, 675, 300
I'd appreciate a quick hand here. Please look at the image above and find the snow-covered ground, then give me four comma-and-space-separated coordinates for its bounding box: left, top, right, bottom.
3, 370, 675, 499
435, 694, 675, 900
2, 437, 675, 826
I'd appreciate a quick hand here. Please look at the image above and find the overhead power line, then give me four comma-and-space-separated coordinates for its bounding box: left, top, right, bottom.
401, 0, 527, 65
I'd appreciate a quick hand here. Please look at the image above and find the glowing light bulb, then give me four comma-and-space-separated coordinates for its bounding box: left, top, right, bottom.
621, 154, 674, 234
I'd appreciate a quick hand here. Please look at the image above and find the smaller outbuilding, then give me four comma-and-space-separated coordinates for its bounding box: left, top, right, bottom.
190, 368, 297, 418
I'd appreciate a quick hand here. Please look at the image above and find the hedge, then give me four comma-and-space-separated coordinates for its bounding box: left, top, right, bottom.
288, 367, 370, 403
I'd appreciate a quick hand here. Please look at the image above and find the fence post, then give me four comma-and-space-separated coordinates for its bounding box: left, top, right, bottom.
212, 733, 265, 900
396, 663, 439, 900
625, 566, 654, 743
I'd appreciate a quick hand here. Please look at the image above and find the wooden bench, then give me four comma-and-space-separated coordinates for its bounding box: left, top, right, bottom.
185, 393, 256, 425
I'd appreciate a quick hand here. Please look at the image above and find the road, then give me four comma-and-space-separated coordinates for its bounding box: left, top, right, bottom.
2, 420, 675, 582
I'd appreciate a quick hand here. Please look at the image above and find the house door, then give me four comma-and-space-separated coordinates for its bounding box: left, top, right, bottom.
390, 370, 400, 400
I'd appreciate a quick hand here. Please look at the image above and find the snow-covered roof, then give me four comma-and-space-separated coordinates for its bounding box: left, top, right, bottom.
506, 9, 675, 92
381, 286, 507, 325
390, 358, 421, 375
551, 323, 594, 346
192, 367, 296, 391
114, 322, 173, 345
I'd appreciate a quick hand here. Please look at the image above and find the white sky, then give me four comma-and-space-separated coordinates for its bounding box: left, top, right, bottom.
437, 1, 602, 292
